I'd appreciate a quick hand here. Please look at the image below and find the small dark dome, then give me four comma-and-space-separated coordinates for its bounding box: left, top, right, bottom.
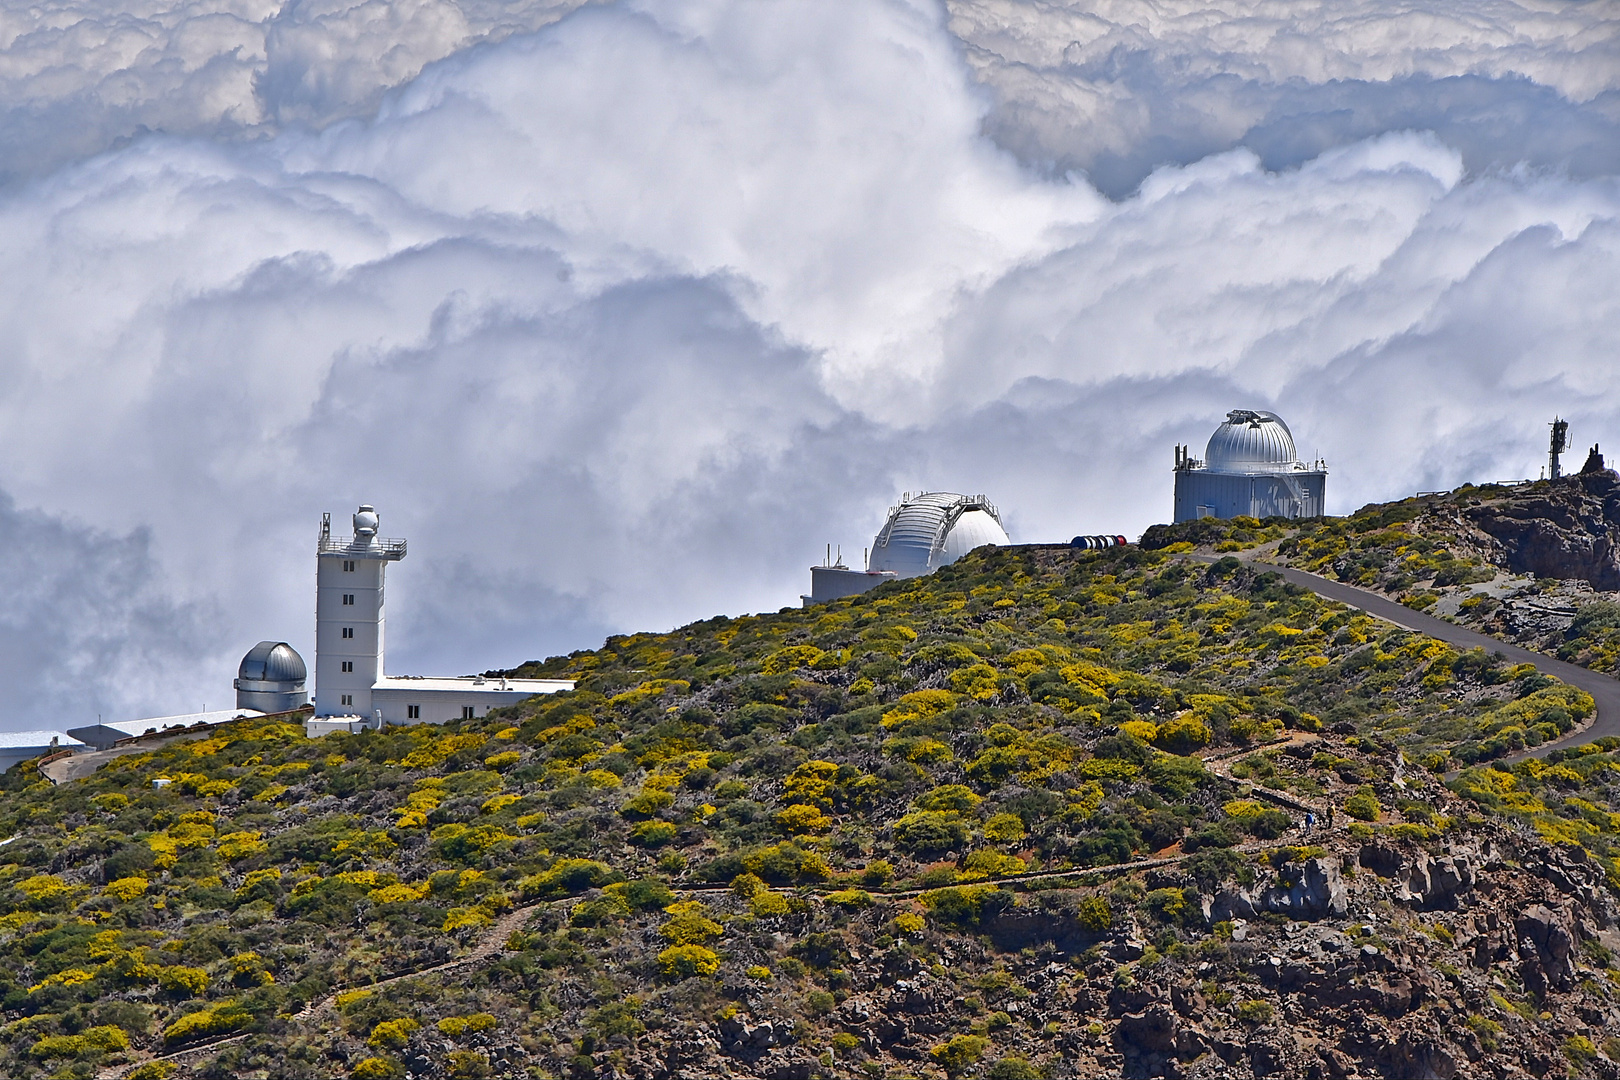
238, 641, 307, 684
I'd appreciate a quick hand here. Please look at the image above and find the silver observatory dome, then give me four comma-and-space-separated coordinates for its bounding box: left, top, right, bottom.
1205, 409, 1302, 473
234, 641, 309, 714
869, 493, 1010, 579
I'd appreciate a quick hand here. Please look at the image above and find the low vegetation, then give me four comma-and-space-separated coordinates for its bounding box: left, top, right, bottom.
0, 538, 1614, 1077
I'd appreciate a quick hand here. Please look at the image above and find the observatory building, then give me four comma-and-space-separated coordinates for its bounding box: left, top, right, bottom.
235, 641, 308, 713
38, 506, 574, 764
68, 640, 311, 752
1173, 410, 1327, 523
308, 505, 572, 735
804, 492, 1009, 605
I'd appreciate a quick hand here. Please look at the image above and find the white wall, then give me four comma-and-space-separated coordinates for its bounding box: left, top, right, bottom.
372, 687, 535, 727
314, 554, 388, 716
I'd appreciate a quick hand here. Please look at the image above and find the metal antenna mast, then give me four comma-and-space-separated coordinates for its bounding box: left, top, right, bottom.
1550, 417, 1569, 480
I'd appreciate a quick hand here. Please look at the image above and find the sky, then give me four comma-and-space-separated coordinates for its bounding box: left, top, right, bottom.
0, 0, 1615, 730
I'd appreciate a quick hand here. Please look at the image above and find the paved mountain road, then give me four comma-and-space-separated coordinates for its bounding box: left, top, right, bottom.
1231, 558, 1620, 763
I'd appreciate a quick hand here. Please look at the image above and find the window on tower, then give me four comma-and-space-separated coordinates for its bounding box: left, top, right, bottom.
342, 627, 354, 639
341, 694, 353, 707
462, 706, 476, 719
342, 661, 353, 672
343, 594, 354, 605
407, 705, 420, 719
343, 560, 355, 572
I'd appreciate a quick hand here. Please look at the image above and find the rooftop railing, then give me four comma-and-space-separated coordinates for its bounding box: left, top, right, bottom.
317, 536, 407, 558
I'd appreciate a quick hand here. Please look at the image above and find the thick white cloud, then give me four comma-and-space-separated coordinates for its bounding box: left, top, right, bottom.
0, 0, 1614, 730
0, 0, 591, 183
947, 0, 1620, 194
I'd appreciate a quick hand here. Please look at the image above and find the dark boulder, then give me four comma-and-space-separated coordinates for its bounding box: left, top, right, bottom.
1516, 904, 1578, 995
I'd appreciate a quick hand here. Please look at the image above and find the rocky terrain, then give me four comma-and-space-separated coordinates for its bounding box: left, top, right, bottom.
5, 543, 1620, 1079
530, 735, 1620, 1080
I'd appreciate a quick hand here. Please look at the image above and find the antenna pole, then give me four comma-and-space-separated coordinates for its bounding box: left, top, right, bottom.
1550, 417, 1569, 480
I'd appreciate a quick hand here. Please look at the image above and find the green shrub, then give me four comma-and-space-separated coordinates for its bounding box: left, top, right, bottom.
521, 859, 623, 899
1246, 808, 1292, 839
893, 811, 969, 852
1153, 715, 1212, 755
368, 1018, 421, 1049
620, 878, 675, 910
661, 905, 722, 945
986, 1058, 1041, 1080
1235, 999, 1274, 1024
621, 789, 676, 818
746, 842, 831, 883
1184, 847, 1245, 889
914, 785, 982, 812
629, 820, 678, 846
1566, 1035, 1597, 1065
156, 965, 210, 997
920, 885, 1010, 928
29, 1025, 129, 1059
162, 1000, 253, 1045
658, 944, 721, 979
860, 860, 895, 887
429, 823, 514, 864
1345, 787, 1381, 822
571, 896, 630, 927
126, 1064, 178, 1080
929, 1034, 990, 1077
1142, 887, 1194, 925
447, 1049, 493, 1078
351, 1058, 404, 1080
438, 1013, 498, 1039
1077, 895, 1112, 932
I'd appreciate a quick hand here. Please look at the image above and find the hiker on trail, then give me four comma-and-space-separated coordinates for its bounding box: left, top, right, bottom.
1326, 807, 1335, 828
1305, 811, 1316, 832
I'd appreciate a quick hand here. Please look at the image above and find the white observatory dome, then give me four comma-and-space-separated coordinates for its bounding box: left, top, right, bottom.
869, 493, 1010, 579
1205, 410, 1302, 473
353, 504, 379, 537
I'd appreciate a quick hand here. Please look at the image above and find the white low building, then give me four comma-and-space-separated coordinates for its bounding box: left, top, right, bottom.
307, 506, 573, 736
373, 675, 574, 725
0, 730, 86, 771
66, 710, 262, 752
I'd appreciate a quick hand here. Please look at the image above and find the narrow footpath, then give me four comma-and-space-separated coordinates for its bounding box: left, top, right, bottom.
98, 903, 548, 1079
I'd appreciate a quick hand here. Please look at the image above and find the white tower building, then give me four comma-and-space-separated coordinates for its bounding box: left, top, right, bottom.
314, 505, 406, 719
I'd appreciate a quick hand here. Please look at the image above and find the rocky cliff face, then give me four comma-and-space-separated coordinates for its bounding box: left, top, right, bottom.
615, 742, 1620, 1080
1466, 473, 1620, 589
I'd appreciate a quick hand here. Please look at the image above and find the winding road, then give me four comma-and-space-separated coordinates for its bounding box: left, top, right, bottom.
1237, 558, 1620, 762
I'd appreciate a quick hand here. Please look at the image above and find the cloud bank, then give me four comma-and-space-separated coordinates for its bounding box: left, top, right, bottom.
948, 0, 1620, 195
0, 0, 1615, 730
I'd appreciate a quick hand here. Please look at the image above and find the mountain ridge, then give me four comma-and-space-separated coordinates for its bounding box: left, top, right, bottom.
4, 530, 1620, 1079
